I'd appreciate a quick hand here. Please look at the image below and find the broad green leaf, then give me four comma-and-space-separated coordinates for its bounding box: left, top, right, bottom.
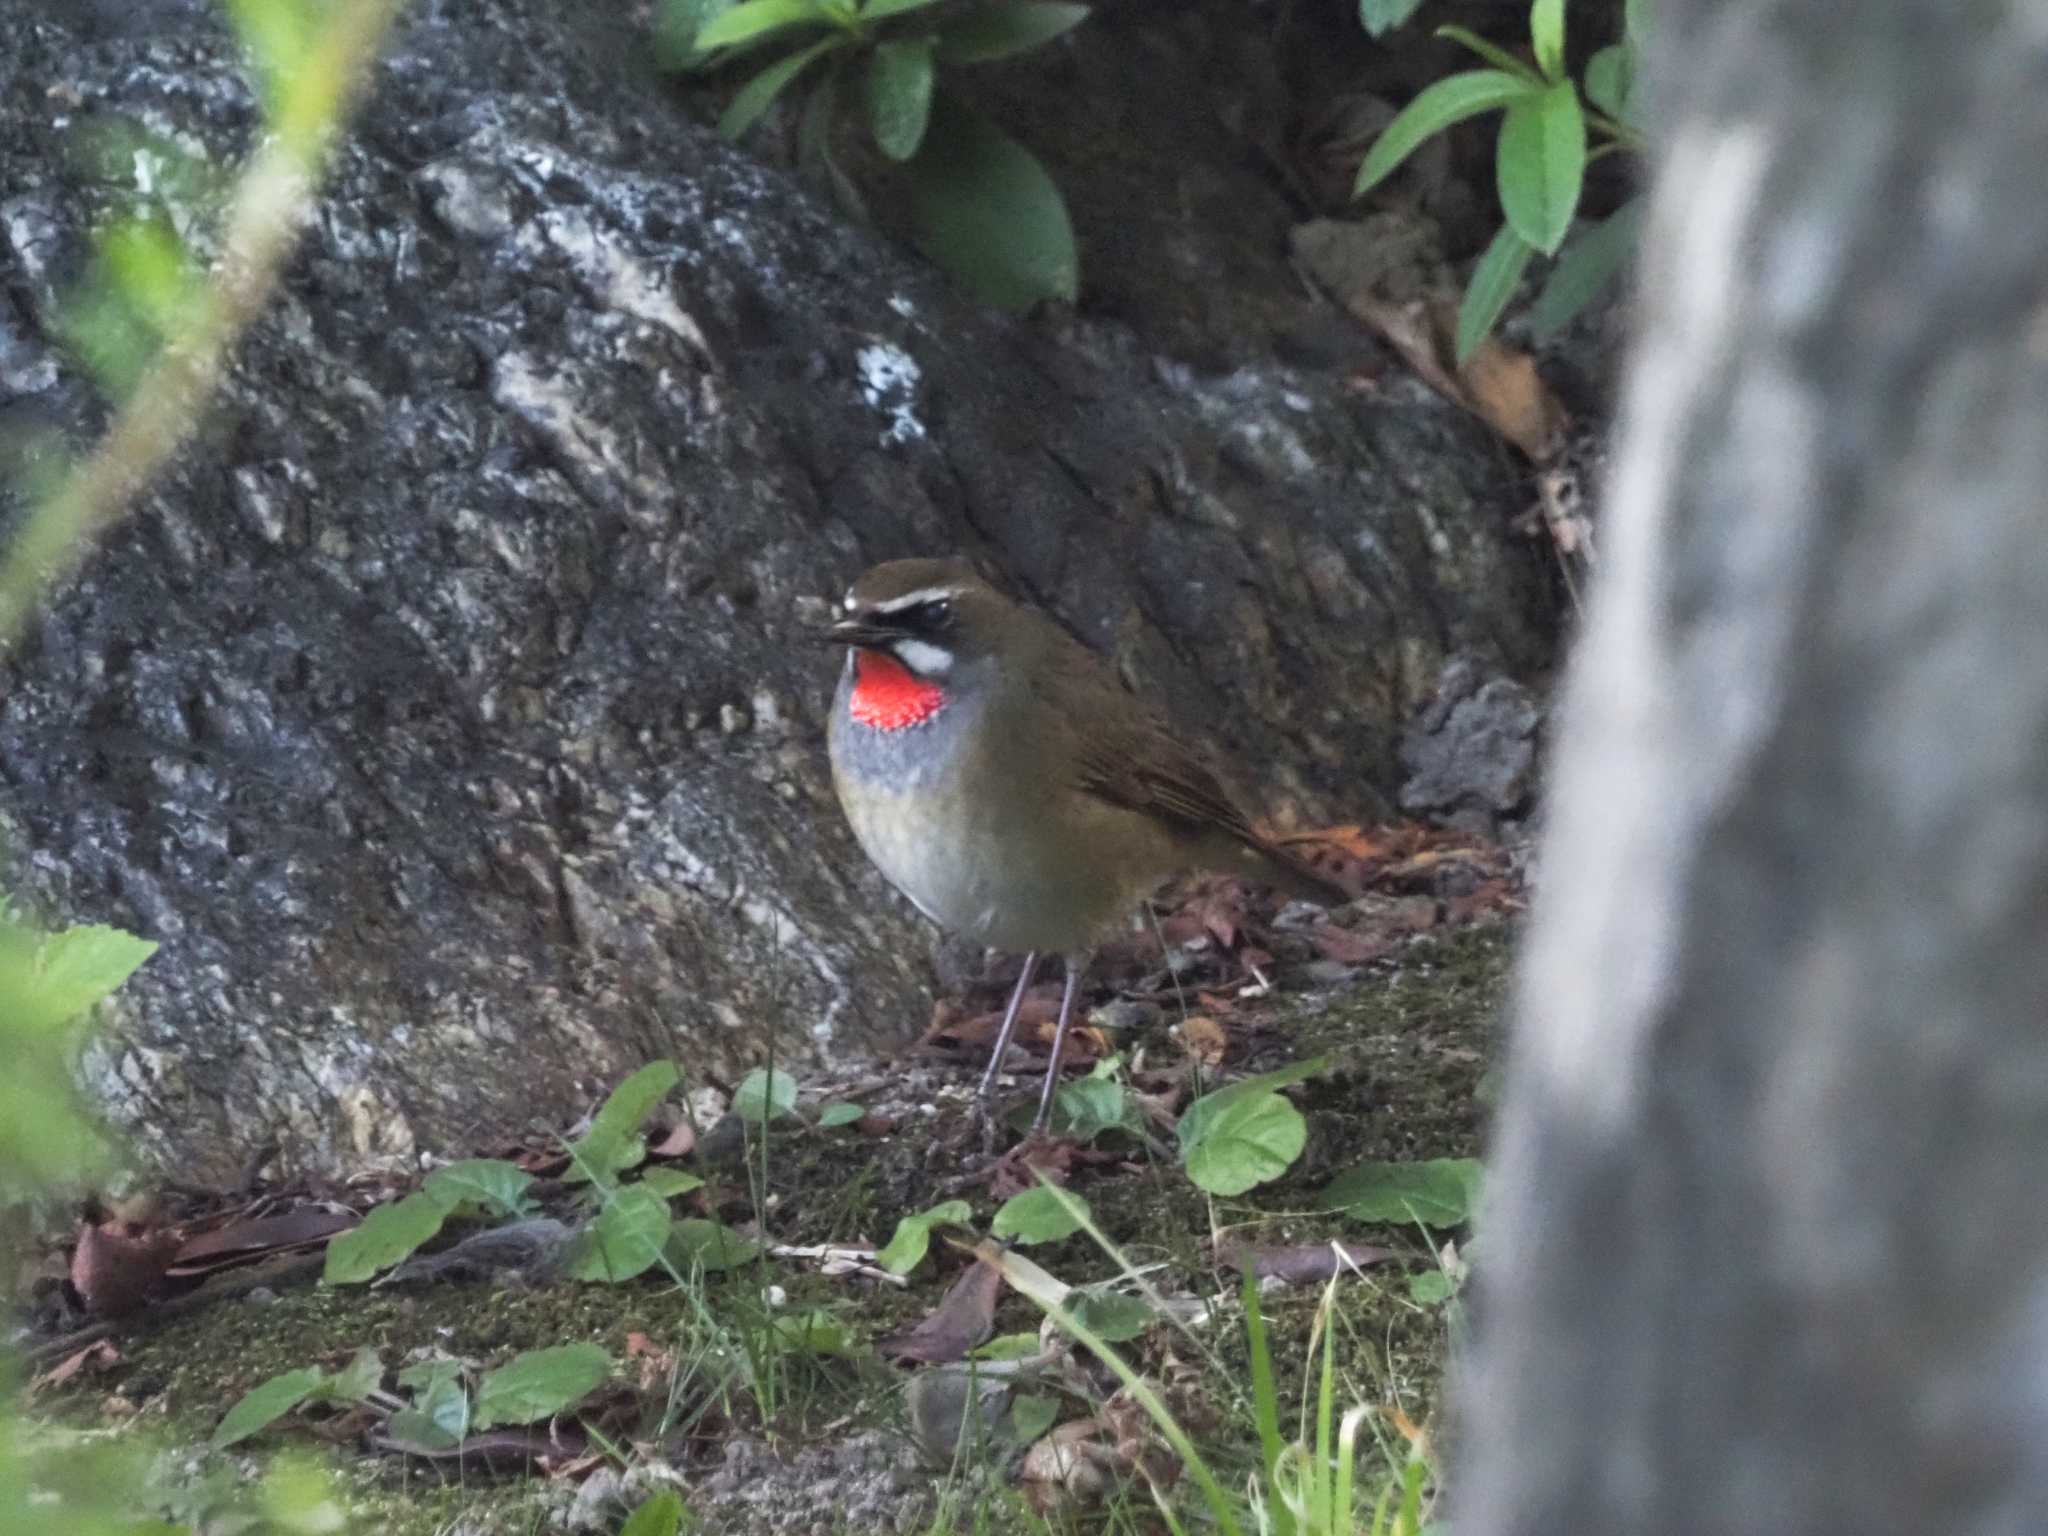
8, 923, 158, 1034
392, 1365, 471, 1449
816, 1101, 866, 1128
1409, 1269, 1456, 1304
471, 1343, 610, 1429
1047, 1059, 1129, 1141
1007, 1392, 1060, 1443
936, 2, 1089, 65
1174, 1055, 1329, 1151
719, 36, 843, 139
732, 1066, 799, 1124
566, 1059, 680, 1183
1625, 0, 1649, 47
565, 1186, 673, 1282
1529, 199, 1641, 336
1497, 79, 1585, 254
323, 1191, 451, 1285
992, 1185, 1085, 1244
1435, 25, 1543, 82
695, 0, 827, 50
1315, 1157, 1485, 1227
1353, 70, 1536, 200
877, 1198, 972, 1274
772, 1308, 865, 1356
638, 1166, 707, 1198
867, 37, 936, 161
864, 0, 945, 19
620, 1492, 688, 1536
654, 0, 737, 67
1583, 44, 1632, 121
212, 1366, 329, 1449
1357, 0, 1428, 38
326, 1346, 383, 1403
906, 93, 1077, 308
396, 1358, 464, 1393
424, 1158, 534, 1218
1528, 0, 1565, 81
1456, 222, 1535, 364
667, 1218, 765, 1273
971, 1332, 1044, 1360
1068, 1292, 1153, 1343
1180, 1089, 1306, 1196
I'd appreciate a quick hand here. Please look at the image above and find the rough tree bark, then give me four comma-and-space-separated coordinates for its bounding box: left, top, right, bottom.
1464, 5, 2048, 1533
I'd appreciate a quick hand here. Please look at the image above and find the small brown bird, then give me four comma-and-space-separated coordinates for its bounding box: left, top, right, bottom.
821, 557, 1348, 1137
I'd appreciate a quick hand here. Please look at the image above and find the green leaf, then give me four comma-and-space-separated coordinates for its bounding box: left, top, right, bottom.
864, 0, 945, 15
1409, 1269, 1456, 1304
323, 1191, 451, 1285
1315, 1157, 1485, 1227
1007, 1392, 1061, 1443
1353, 70, 1537, 200
1529, 199, 1641, 337
1180, 1090, 1306, 1196
393, 1365, 471, 1449
327, 1346, 383, 1403
816, 1101, 866, 1128
667, 1218, 765, 1273
1528, 0, 1565, 81
876, 1198, 972, 1274
211, 1366, 329, 1449
654, 0, 736, 67
638, 1166, 707, 1199
732, 1066, 799, 1124
1625, 0, 1650, 47
565, 1186, 674, 1282
1068, 1292, 1153, 1343
695, 0, 827, 50
423, 1159, 534, 1218
971, 1332, 1045, 1360
566, 1060, 680, 1184
1435, 25, 1542, 82
9, 923, 158, 1034
936, 2, 1090, 64
471, 1343, 610, 1429
772, 1308, 865, 1356
1048, 1069, 1128, 1143
1357, 0, 1428, 37
1174, 1055, 1329, 1152
992, 1185, 1085, 1245
719, 36, 843, 139
1582, 43, 1632, 122
867, 37, 936, 160
620, 1491, 688, 1536
907, 92, 1076, 309
1497, 79, 1585, 254
1456, 223, 1535, 364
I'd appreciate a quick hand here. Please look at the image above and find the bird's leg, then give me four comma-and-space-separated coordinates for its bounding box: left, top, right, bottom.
976, 951, 1042, 1103
1029, 951, 1093, 1137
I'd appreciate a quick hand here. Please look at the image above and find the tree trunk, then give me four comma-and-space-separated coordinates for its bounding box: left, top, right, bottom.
1463, 5, 2048, 1533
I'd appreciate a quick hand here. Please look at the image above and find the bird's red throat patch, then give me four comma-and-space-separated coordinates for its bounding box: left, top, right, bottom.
848, 649, 948, 731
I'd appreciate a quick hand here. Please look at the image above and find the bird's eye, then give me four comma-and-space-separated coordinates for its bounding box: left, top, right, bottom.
924, 598, 953, 627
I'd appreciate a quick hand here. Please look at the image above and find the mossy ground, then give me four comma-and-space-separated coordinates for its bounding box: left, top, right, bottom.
30, 924, 1512, 1535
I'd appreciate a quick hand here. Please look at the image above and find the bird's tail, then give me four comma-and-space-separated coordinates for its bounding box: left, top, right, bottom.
1230, 834, 1354, 906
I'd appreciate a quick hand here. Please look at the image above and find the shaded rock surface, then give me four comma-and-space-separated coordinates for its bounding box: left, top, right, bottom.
0, 0, 1555, 1179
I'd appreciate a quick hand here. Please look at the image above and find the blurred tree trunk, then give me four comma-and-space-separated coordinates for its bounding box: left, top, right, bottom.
1462, 6, 2048, 1534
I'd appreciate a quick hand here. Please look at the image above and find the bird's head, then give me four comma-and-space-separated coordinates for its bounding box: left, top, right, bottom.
819, 557, 1009, 731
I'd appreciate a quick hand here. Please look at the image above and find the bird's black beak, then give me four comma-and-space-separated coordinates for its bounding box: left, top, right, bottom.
812, 617, 903, 647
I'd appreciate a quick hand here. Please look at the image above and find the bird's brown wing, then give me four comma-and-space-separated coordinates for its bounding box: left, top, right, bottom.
1070, 709, 1263, 846
1052, 642, 1348, 904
